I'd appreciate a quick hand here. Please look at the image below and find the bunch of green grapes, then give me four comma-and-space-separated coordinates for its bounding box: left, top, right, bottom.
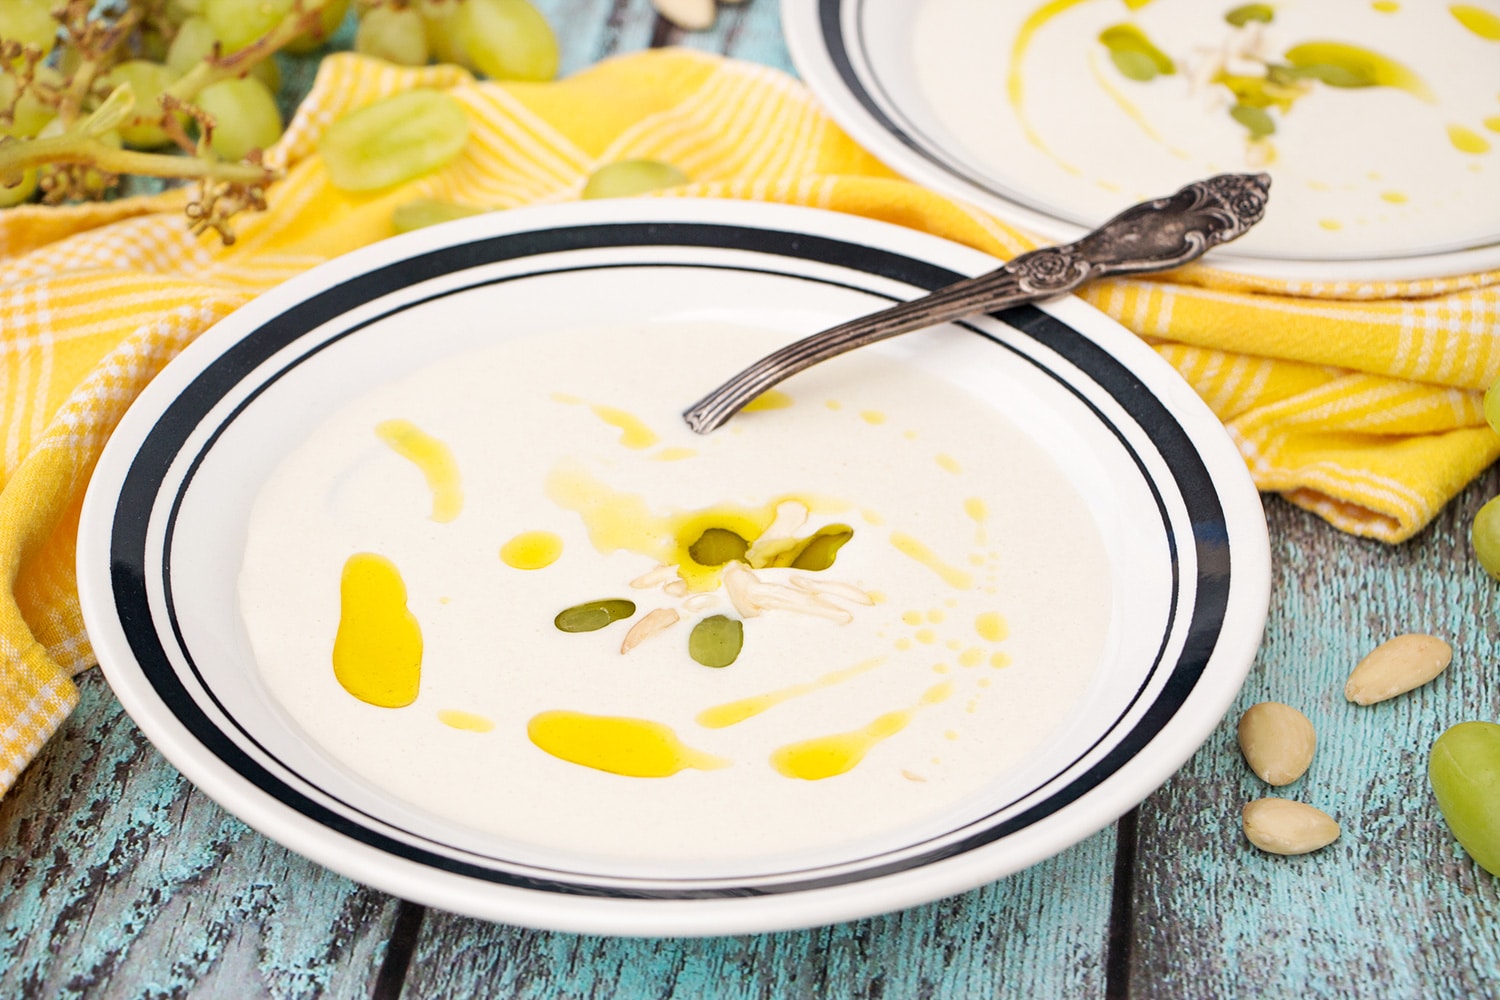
0, 0, 558, 228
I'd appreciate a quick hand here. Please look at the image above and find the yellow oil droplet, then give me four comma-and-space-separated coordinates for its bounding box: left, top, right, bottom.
926, 608, 945, 623
945, 638, 962, 650
1380, 190, 1408, 203
894, 637, 913, 650
375, 419, 462, 523
932, 663, 951, 674
945, 729, 959, 741
915, 628, 937, 645
1097, 179, 1122, 192
991, 652, 1013, 669
770, 682, 953, 780
860, 410, 887, 425
1318, 218, 1343, 231
890, 532, 974, 590
696, 658, 885, 728
651, 447, 697, 462
1007, 0, 1089, 175
902, 429, 918, 440
550, 391, 582, 404
1485, 116, 1500, 134
979, 677, 992, 688
499, 530, 563, 570
901, 609, 924, 626
1451, 3, 1500, 38
528, 711, 727, 777
968, 553, 986, 567
825, 399, 843, 411
868, 590, 887, 604
333, 553, 422, 708
976, 611, 1010, 642
935, 453, 962, 474
439, 596, 451, 604
1371, 0, 1398, 10
742, 389, 794, 413
964, 497, 988, 529
945, 598, 958, 608
861, 508, 886, 526
438, 709, 494, 732
1448, 123, 1492, 154
959, 647, 984, 668
590, 404, 659, 450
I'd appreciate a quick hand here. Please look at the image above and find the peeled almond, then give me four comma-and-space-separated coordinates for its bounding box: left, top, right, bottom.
1242, 798, 1340, 856
651, 0, 714, 30
1344, 633, 1451, 706
1237, 702, 1316, 785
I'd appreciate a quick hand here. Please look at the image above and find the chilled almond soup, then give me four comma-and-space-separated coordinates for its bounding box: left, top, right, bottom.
238, 323, 1112, 865
913, 0, 1500, 259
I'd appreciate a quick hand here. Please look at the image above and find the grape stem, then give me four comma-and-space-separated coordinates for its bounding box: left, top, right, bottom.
0, 133, 277, 186
164, 0, 329, 105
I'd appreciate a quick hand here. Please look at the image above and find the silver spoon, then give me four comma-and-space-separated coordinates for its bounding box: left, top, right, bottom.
682, 172, 1271, 434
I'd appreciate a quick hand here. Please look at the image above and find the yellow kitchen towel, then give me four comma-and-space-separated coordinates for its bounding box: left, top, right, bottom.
1, 48, 1497, 795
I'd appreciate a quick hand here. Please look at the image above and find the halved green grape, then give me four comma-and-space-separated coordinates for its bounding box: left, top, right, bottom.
100, 61, 178, 149
581, 159, 689, 199
456, 0, 559, 81
204, 0, 294, 52
284, 0, 350, 54
196, 76, 283, 161
355, 6, 431, 66
1429, 721, 1500, 875
319, 89, 469, 191
0, 0, 58, 59
1472, 495, 1500, 579
392, 198, 484, 233
1484, 378, 1500, 435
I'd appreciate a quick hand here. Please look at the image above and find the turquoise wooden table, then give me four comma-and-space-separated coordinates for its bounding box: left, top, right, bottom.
3, 2, 1499, 996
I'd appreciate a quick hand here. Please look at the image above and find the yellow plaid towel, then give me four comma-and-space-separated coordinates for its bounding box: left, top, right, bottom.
2, 48, 1497, 795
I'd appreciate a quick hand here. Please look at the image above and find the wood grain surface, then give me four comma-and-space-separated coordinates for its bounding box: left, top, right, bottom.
2, 1, 1498, 997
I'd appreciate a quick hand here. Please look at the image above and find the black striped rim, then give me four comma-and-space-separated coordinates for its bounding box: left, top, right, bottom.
108, 220, 1230, 900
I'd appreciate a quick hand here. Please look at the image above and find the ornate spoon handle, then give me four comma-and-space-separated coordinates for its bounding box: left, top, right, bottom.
682, 172, 1271, 434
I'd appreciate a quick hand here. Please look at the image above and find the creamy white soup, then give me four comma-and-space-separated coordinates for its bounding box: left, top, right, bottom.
913, 0, 1500, 260
238, 323, 1111, 864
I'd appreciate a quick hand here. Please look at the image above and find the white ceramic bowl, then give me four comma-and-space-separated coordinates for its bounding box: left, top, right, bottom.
78, 198, 1269, 935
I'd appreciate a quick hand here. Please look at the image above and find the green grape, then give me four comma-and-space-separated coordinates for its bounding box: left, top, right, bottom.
1485, 377, 1500, 435
204, 0, 294, 52
166, 0, 206, 23
100, 61, 178, 149
166, 15, 216, 76
355, 6, 430, 66
284, 0, 351, 54
1429, 721, 1500, 876
0, 167, 38, 208
0, 0, 58, 59
319, 89, 469, 191
196, 76, 283, 161
581, 159, 690, 199
456, 0, 559, 82
392, 198, 483, 233
420, 0, 474, 68
0, 71, 55, 137
1471, 495, 1500, 579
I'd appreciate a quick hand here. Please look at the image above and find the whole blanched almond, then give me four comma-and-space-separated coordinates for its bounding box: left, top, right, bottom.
1344, 633, 1451, 705
1237, 702, 1316, 785
1242, 798, 1340, 855
652, 0, 715, 29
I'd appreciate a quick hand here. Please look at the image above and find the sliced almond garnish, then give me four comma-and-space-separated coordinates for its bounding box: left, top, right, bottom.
630, 564, 674, 589
620, 607, 680, 654
789, 575, 875, 606
745, 500, 809, 566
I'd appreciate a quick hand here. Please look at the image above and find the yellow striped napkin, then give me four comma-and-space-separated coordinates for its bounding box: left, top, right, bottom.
2, 48, 1497, 795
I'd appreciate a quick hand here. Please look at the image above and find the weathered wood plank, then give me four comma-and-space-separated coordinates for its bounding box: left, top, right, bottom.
1128, 480, 1500, 998
401, 830, 1119, 999
0, 672, 401, 999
